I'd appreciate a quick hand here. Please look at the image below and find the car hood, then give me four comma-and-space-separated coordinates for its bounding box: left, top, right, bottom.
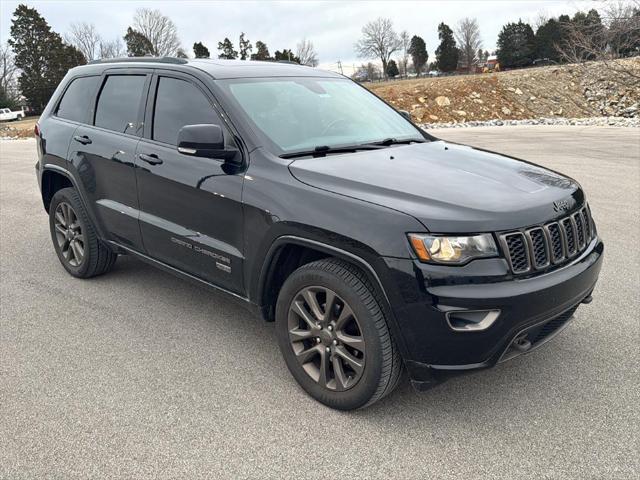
288, 140, 584, 232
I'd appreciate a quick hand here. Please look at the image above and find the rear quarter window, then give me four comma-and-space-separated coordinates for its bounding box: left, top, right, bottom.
56, 76, 100, 123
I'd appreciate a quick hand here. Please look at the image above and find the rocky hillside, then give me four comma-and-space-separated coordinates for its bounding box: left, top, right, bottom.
369, 58, 639, 124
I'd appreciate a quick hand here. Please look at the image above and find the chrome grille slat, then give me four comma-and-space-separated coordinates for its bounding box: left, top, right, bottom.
500, 205, 595, 275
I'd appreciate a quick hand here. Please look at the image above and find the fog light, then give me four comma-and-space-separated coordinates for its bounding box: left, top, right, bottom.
445, 309, 500, 332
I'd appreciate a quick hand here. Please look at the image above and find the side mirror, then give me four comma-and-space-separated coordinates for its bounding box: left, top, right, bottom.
399, 110, 412, 121
177, 124, 241, 164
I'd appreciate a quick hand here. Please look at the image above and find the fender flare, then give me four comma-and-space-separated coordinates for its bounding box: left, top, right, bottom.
256, 235, 410, 358
257, 235, 391, 307
41, 163, 107, 241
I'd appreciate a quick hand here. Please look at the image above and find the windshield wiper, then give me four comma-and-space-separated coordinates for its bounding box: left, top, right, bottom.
368, 137, 426, 146
280, 138, 426, 159
280, 144, 386, 159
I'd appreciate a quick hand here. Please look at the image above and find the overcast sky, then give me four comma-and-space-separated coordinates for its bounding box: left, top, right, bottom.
1, 0, 604, 74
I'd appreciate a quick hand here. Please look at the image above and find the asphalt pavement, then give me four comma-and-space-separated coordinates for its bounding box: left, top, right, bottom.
1, 125, 638, 479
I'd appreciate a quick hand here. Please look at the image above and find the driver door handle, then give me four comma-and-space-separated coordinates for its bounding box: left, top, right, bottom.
138, 153, 163, 165
73, 135, 92, 145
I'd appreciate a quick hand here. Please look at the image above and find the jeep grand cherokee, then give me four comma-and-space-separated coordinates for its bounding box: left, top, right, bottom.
35, 58, 603, 410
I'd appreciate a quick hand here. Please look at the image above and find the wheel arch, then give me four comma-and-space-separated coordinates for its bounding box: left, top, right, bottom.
257, 236, 393, 323
40, 164, 107, 241
41, 167, 73, 212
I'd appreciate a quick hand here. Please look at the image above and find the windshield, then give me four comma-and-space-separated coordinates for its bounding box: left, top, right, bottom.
218, 77, 425, 154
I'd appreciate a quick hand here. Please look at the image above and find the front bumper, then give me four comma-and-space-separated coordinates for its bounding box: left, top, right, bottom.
382, 237, 604, 390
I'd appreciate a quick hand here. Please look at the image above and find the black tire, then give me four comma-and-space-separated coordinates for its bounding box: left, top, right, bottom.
275, 258, 402, 410
49, 187, 117, 278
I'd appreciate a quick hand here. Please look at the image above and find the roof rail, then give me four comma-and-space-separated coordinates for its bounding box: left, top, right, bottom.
87, 56, 188, 65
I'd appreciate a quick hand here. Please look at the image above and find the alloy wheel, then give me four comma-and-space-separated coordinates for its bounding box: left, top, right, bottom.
287, 286, 366, 391
53, 202, 85, 267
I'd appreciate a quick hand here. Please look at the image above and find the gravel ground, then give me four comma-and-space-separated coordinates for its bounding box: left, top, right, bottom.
420, 115, 639, 129
1, 126, 639, 479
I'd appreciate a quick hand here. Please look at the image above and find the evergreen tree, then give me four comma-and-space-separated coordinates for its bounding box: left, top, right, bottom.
0, 86, 18, 110
535, 18, 563, 62
386, 59, 399, 78
408, 35, 428, 76
435, 23, 459, 72
477, 48, 485, 63
124, 27, 154, 57
9, 4, 86, 111
217, 38, 238, 59
274, 49, 300, 63
572, 9, 605, 60
239, 33, 252, 60
193, 42, 210, 58
250, 41, 271, 61
496, 20, 536, 68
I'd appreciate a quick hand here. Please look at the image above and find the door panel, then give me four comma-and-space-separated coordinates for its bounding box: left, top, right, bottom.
66, 71, 151, 251
135, 73, 244, 294
69, 126, 143, 249
135, 142, 244, 293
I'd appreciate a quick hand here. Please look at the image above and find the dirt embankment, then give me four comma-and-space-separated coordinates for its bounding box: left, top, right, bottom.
369, 58, 639, 124
0, 116, 38, 139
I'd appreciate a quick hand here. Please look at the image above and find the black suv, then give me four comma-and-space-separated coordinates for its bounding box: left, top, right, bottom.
36, 58, 603, 410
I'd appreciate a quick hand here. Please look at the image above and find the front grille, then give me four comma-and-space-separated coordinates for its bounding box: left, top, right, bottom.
500, 206, 595, 275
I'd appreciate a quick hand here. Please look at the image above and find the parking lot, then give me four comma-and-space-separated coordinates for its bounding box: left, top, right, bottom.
1, 125, 638, 479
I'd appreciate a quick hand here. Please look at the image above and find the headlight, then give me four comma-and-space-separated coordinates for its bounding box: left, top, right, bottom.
408, 233, 498, 264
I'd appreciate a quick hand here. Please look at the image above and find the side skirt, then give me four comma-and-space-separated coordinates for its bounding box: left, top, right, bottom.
109, 241, 259, 316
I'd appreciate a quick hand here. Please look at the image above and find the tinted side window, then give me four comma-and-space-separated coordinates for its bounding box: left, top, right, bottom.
153, 77, 219, 145
56, 76, 100, 123
95, 75, 147, 135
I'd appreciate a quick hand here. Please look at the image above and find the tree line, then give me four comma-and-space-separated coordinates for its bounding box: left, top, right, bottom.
1, 4, 319, 111
354, 5, 639, 81
1, 3, 638, 110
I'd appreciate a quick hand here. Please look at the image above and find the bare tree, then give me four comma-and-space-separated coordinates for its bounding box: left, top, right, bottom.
296, 38, 319, 67
99, 38, 126, 59
354, 18, 402, 78
455, 17, 483, 73
66, 22, 101, 61
559, 1, 640, 86
0, 42, 19, 103
399, 30, 410, 77
534, 12, 550, 30
133, 8, 181, 56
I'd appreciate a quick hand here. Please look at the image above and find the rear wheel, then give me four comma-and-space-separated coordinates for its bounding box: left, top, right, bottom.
276, 258, 402, 410
49, 187, 117, 278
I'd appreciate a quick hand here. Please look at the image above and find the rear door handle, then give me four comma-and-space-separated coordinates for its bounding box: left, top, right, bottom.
73, 135, 92, 145
138, 153, 163, 165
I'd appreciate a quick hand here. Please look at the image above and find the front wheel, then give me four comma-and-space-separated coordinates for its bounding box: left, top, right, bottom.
275, 259, 402, 410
